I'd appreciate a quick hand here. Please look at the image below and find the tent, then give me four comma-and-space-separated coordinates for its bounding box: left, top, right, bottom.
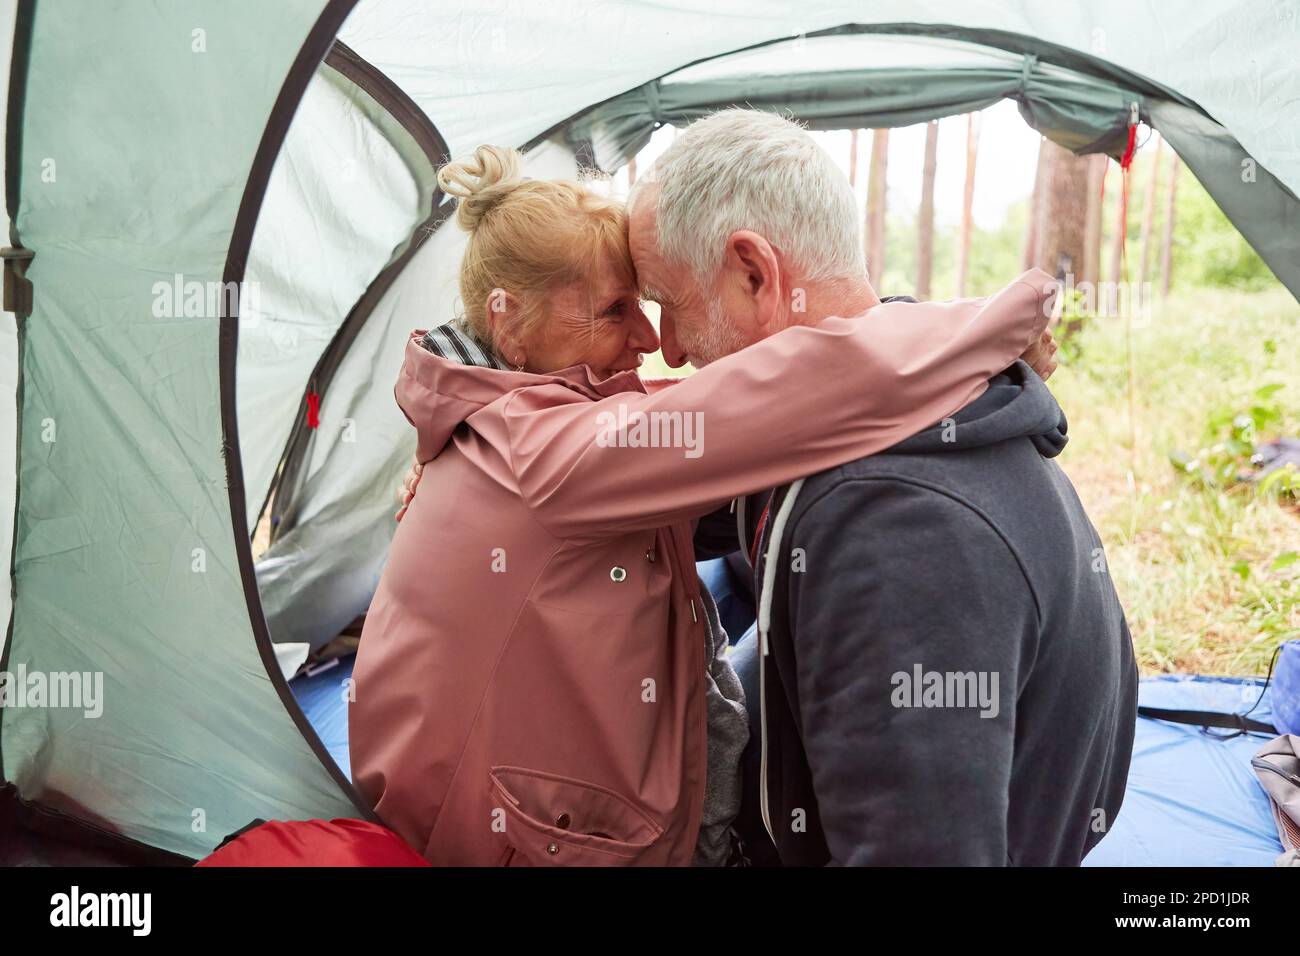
0, 0, 1296, 864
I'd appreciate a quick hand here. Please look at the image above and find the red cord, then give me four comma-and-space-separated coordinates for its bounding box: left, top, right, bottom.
749, 494, 773, 567
1116, 121, 1139, 283
1120, 122, 1138, 171
306, 391, 320, 429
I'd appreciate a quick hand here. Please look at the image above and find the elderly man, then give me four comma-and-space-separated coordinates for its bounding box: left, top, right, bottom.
625, 109, 1137, 866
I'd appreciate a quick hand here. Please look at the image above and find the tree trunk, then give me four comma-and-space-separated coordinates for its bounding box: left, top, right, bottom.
1161, 151, 1180, 297
1082, 154, 1107, 289
865, 128, 889, 283
1138, 137, 1163, 284
1022, 137, 1050, 271
956, 113, 980, 297
915, 121, 939, 301
1036, 139, 1092, 283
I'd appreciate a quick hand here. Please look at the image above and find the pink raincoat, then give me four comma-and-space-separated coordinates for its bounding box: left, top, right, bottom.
350, 269, 1056, 865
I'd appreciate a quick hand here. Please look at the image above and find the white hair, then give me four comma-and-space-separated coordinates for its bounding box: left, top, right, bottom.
634, 109, 865, 287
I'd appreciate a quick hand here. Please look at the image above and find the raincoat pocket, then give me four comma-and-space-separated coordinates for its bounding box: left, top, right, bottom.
489, 765, 664, 866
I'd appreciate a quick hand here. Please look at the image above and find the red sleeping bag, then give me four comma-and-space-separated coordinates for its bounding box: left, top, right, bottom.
197, 818, 430, 867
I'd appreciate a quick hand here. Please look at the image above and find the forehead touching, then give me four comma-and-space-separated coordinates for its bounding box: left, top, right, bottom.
592, 257, 636, 300
553, 195, 638, 304
552, 244, 636, 319
628, 185, 673, 301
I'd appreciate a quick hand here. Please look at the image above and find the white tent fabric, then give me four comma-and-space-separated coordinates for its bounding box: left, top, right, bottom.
238, 66, 423, 531
337, 0, 1300, 204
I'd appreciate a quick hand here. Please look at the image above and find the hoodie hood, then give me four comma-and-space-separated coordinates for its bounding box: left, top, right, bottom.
395, 327, 645, 461
888, 359, 1068, 459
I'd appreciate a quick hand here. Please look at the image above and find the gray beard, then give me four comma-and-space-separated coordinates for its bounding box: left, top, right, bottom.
685, 295, 750, 367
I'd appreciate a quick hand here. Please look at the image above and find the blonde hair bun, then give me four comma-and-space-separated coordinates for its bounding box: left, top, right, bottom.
437, 145, 524, 231
439, 146, 635, 356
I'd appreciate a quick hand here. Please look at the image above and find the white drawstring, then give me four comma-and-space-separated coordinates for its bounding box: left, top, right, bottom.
757, 479, 804, 657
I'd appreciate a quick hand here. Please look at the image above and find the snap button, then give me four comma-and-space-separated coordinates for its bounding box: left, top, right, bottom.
610, 566, 627, 582
555, 812, 572, 830
547, 842, 560, 855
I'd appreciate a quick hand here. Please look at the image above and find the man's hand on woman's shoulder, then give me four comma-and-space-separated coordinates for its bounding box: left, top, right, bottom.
1021, 329, 1059, 381
395, 455, 423, 522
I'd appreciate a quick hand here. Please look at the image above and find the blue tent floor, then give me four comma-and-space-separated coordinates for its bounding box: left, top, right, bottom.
290, 655, 355, 781
1082, 675, 1281, 867
289, 660, 1283, 866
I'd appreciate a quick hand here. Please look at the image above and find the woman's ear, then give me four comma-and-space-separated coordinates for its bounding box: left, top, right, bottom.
725, 231, 783, 330
485, 290, 526, 367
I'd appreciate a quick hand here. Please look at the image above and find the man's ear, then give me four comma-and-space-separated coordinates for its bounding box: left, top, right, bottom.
725, 230, 783, 329
485, 290, 526, 367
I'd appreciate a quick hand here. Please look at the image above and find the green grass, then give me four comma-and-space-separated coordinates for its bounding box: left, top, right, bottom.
1048, 285, 1299, 675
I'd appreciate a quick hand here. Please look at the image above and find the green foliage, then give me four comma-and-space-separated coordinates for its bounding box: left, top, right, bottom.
1258, 463, 1299, 498
1047, 285, 1299, 674
1228, 547, 1300, 667
1169, 383, 1293, 494
1168, 162, 1276, 290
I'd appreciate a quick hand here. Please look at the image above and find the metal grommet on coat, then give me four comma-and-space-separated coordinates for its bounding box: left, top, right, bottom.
547, 842, 559, 855
610, 566, 627, 582
555, 813, 571, 830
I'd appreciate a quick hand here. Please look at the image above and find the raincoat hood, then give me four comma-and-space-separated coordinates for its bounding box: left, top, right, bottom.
395, 329, 646, 461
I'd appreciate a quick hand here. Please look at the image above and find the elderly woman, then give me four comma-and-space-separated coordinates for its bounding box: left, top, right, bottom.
350, 143, 1054, 866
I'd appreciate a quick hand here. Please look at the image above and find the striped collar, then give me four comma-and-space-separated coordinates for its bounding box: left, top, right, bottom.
419, 317, 511, 370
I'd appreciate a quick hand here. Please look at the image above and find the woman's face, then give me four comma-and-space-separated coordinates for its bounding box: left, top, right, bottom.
518, 253, 660, 379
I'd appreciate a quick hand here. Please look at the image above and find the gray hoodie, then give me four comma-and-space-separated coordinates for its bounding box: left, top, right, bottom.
744, 360, 1137, 866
